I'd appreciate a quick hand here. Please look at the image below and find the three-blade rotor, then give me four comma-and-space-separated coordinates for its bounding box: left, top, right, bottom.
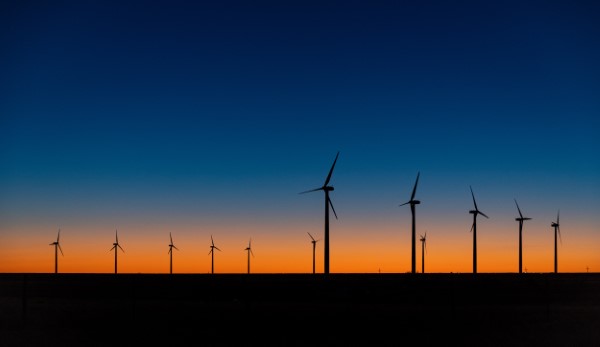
299, 151, 340, 220
50, 229, 64, 256
111, 230, 125, 253
400, 172, 420, 207
470, 186, 489, 219
514, 199, 532, 221
245, 239, 254, 257
168, 232, 179, 254
209, 235, 221, 255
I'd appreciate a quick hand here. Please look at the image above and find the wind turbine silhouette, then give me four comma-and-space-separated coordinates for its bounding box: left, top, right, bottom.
469, 186, 488, 274
110, 230, 124, 274
244, 238, 254, 274
49, 229, 63, 274
551, 210, 561, 273
307, 232, 320, 274
299, 151, 339, 275
399, 172, 420, 274
514, 199, 532, 274
419, 232, 427, 274
208, 235, 221, 274
168, 232, 179, 274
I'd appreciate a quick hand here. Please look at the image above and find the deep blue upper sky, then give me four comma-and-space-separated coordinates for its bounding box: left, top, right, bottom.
1, 0, 599, 227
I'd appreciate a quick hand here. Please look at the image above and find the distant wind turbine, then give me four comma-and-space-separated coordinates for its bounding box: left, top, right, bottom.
244, 238, 254, 274
208, 235, 221, 274
419, 232, 427, 274
551, 210, 561, 273
168, 232, 179, 274
110, 230, 124, 274
299, 151, 339, 274
469, 186, 488, 274
49, 229, 63, 274
399, 172, 420, 274
307, 232, 320, 274
514, 199, 532, 274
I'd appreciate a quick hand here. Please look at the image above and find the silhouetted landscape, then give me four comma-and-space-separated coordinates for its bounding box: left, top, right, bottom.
1, 273, 599, 346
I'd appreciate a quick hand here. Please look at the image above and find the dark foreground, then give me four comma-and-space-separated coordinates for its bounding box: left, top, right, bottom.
1, 273, 599, 346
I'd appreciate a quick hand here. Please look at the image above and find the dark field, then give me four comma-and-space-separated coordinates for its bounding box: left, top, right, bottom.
1, 273, 599, 346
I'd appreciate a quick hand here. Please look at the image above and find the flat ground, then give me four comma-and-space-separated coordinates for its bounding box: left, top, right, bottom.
1, 273, 599, 346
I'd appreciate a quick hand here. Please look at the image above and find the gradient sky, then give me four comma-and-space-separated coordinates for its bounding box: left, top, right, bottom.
1, 0, 599, 274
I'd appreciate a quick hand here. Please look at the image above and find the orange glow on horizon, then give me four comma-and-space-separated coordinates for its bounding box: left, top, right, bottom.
1, 221, 598, 274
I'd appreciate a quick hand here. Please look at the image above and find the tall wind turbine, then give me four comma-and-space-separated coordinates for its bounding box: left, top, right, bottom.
514, 199, 532, 274
168, 232, 179, 274
419, 232, 427, 274
299, 151, 339, 275
400, 172, 420, 274
244, 238, 254, 274
110, 230, 124, 274
469, 186, 489, 274
307, 232, 320, 274
208, 235, 221, 274
551, 210, 561, 273
49, 229, 63, 274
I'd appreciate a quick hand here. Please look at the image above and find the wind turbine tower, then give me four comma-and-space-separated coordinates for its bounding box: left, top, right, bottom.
307, 232, 320, 274
400, 172, 420, 274
420, 232, 427, 274
300, 151, 339, 274
551, 211, 561, 273
110, 230, 125, 274
49, 229, 63, 274
469, 186, 489, 274
245, 239, 254, 274
208, 235, 221, 274
514, 199, 532, 274
168, 232, 179, 274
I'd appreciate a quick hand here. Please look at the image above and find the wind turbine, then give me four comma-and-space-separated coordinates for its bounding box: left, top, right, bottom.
419, 232, 427, 274
469, 186, 488, 274
399, 172, 420, 274
49, 229, 63, 274
208, 235, 221, 274
551, 210, 561, 273
307, 232, 320, 274
168, 232, 179, 274
514, 199, 532, 274
110, 230, 124, 274
244, 238, 254, 274
299, 151, 339, 275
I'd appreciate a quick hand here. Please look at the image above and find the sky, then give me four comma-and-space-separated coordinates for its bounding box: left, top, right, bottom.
1, 0, 599, 274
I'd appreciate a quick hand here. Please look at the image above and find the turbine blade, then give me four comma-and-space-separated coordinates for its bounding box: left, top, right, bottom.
115, 230, 119, 243
328, 197, 338, 220
215, 246, 221, 251
399, 201, 410, 207
211, 235, 215, 246
57, 229, 61, 242
307, 232, 315, 241
173, 245, 179, 251
58, 244, 64, 256
170, 232, 173, 244
168, 248, 172, 254
410, 172, 420, 201
470, 186, 478, 211
515, 199, 523, 219
251, 249, 254, 257
558, 226, 562, 244
208, 248, 213, 255
557, 210, 560, 225
299, 187, 323, 194
118, 244, 125, 253
323, 151, 340, 187
110, 246, 116, 252
470, 223, 474, 233
479, 211, 489, 219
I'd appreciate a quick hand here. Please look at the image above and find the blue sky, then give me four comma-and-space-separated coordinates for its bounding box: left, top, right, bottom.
1, 1, 599, 272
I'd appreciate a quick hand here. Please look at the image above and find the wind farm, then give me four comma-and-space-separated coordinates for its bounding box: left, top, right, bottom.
1, 1, 599, 346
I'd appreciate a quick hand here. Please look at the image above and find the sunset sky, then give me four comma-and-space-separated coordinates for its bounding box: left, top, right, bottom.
1, 0, 599, 274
